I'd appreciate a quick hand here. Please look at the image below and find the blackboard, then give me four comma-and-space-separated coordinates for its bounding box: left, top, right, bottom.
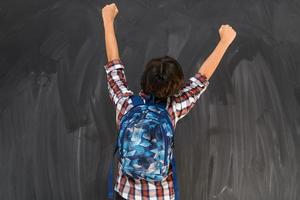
1, 1, 299, 199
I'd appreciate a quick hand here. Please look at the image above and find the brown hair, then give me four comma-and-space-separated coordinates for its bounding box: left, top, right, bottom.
140, 55, 185, 99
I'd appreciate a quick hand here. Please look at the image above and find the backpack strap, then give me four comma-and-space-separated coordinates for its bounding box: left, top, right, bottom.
107, 140, 119, 199
107, 157, 114, 199
131, 95, 145, 106
172, 155, 180, 200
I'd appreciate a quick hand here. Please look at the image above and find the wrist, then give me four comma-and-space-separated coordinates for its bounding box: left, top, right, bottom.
103, 19, 114, 26
219, 39, 231, 48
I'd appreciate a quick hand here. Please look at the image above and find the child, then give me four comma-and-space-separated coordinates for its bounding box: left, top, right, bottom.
101, 3, 236, 200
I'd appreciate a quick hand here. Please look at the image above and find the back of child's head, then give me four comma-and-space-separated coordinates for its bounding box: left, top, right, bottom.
140, 55, 185, 99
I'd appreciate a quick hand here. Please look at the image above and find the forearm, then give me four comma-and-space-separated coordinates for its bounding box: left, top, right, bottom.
198, 40, 230, 80
103, 20, 120, 62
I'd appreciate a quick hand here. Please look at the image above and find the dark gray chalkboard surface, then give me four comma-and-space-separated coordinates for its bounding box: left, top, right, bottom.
1, 1, 300, 200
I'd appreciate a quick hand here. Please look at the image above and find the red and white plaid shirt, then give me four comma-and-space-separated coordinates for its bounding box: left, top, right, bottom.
104, 58, 209, 200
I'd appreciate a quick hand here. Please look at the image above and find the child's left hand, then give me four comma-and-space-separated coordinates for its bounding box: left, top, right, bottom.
102, 3, 119, 23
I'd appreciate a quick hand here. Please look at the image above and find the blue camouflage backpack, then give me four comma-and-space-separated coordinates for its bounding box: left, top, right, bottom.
107, 93, 180, 200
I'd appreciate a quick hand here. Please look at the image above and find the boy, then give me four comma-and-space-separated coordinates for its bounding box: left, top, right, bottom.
101, 3, 236, 200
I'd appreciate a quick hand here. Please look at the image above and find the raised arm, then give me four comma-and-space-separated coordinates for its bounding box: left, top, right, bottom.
101, 3, 134, 125
170, 25, 236, 123
102, 3, 120, 62
198, 24, 236, 80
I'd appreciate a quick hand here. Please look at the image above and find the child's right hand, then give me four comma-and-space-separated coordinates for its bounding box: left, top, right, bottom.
219, 24, 236, 45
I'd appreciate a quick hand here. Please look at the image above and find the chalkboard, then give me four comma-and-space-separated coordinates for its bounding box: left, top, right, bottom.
0, 1, 299, 200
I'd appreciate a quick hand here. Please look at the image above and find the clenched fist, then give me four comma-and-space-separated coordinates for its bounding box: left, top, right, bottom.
102, 3, 119, 23
219, 24, 236, 45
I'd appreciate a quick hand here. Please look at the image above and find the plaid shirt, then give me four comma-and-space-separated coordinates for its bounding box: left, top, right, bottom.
104, 58, 209, 200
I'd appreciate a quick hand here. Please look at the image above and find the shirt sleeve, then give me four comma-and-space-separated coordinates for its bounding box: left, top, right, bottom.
170, 72, 209, 124
103, 58, 134, 123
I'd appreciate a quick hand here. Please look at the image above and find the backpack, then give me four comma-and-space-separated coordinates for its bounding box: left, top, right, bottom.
107, 94, 180, 200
